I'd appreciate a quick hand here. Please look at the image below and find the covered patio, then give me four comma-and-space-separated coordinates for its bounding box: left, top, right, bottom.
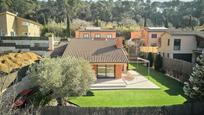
91, 70, 159, 90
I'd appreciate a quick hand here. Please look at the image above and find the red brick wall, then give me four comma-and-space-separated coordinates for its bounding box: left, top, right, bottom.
131, 31, 141, 39
92, 65, 97, 75
115, 64, 123, 79
131, 29, 149, 46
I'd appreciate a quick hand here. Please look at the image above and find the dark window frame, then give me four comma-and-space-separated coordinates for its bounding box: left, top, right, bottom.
83, 33, 89, 38
95, 34, 101, 38
174, 39, 181, 50
151, 34, 157, 38
96, 65, 115, 79
167, 39, 170, 46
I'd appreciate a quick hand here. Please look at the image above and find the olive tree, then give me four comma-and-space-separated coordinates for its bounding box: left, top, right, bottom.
27, 57, 96, 105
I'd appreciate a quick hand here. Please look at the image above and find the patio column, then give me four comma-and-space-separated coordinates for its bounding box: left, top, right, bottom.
123, 64, 127, 73
115, 64, 123, 79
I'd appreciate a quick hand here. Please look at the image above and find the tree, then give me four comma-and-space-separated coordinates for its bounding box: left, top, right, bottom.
27, 57, 96, 106
183, 55, 204, 101
154, 53, 163, 71
11, 0, 39, 17
147, 52, 154, 67
0, 0, 13, 12
56, 0, 81, 37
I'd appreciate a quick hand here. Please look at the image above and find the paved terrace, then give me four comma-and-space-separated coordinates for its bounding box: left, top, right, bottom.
91, 70, 159, 90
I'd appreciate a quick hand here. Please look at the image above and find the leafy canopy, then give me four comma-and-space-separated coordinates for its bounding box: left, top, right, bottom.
27, 57, 96, 98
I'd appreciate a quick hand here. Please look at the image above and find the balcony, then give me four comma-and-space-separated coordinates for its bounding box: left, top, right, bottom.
193, 48, 204, 54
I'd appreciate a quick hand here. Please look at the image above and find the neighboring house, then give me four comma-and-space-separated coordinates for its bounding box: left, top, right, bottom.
131, 27, 168, 47
75, 27, 116, 39
0, 11, 41, 37
62, 38, 128, 79
130, 27, 168, 54
158, 31, 204, 63
0, 36, 54, 56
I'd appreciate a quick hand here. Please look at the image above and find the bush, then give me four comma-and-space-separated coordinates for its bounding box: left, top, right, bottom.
147, 52, 154, 67
41, 21, 66, 37
154, 54, 163, 71
85, 90, 94, 96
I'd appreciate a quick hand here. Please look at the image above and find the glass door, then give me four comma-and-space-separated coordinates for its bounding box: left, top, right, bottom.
97, 65, 115, 78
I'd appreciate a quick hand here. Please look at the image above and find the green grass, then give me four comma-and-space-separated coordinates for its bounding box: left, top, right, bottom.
69, 64, 187, 107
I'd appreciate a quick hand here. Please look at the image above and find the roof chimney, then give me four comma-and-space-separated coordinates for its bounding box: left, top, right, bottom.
115, 37, 124, 48
48, 35, 55, 51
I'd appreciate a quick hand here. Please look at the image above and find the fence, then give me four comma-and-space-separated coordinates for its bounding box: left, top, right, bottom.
39, 102, 204, 115
162, 57, 193, 82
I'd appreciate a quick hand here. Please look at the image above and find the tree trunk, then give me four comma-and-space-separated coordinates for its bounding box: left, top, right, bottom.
165, 18, 169, 28
144, 16, 147, 27
56, 97, 65, 106
66, 14, 71, 37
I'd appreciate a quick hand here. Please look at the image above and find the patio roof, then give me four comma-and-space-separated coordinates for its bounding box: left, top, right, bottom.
62, 39, 128, 63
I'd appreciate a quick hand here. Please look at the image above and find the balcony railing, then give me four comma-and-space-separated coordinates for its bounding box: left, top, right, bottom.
0, 36, 48, 40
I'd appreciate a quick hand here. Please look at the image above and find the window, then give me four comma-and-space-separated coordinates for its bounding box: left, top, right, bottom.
10, 32, 15, 36
151, 43, 157, 46
167, 53, 169, 58
167, 39, 170, 46
24, 32, 28, 36
174, 39, 181, 50
107, 34, 112, 39
151, 34, 157, 38
97, 65, 115, 78
97, 65, 106, 77
34, 43, 48, 47
95, 34, 101, 38
0, 29, 3, 36
83, 34, 89, 38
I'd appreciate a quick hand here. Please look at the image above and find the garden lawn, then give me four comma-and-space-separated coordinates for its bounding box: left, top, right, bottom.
69, 64, 187, 107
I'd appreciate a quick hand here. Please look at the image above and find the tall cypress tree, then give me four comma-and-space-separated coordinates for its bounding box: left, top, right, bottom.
184, 55, 204, 101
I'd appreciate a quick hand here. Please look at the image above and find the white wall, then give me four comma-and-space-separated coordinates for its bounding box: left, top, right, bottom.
159, 33, 197, 59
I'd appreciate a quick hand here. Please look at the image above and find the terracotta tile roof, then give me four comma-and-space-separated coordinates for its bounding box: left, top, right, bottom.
62, 39, 128, 63
50, 42, 68, 58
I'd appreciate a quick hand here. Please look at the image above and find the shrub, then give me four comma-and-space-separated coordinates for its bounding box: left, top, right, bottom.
154, 53, 163, 71
147, 52, 154, 67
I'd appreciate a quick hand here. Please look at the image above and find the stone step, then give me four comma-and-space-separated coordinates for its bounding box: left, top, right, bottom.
90, 86, 126, 90
91, 84, 126, 87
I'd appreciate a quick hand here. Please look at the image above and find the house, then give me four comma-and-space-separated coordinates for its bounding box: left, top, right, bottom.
62, 38, 128, 79
158, 31, 204, 63
0, 11, 41, 37
75, 27, 116, 39
130, 27, 167, 54
131, 27, 168, 47
0, 36, 54, 56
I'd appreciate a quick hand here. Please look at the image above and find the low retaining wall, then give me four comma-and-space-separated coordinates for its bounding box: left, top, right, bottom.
39, 102, 204, 115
